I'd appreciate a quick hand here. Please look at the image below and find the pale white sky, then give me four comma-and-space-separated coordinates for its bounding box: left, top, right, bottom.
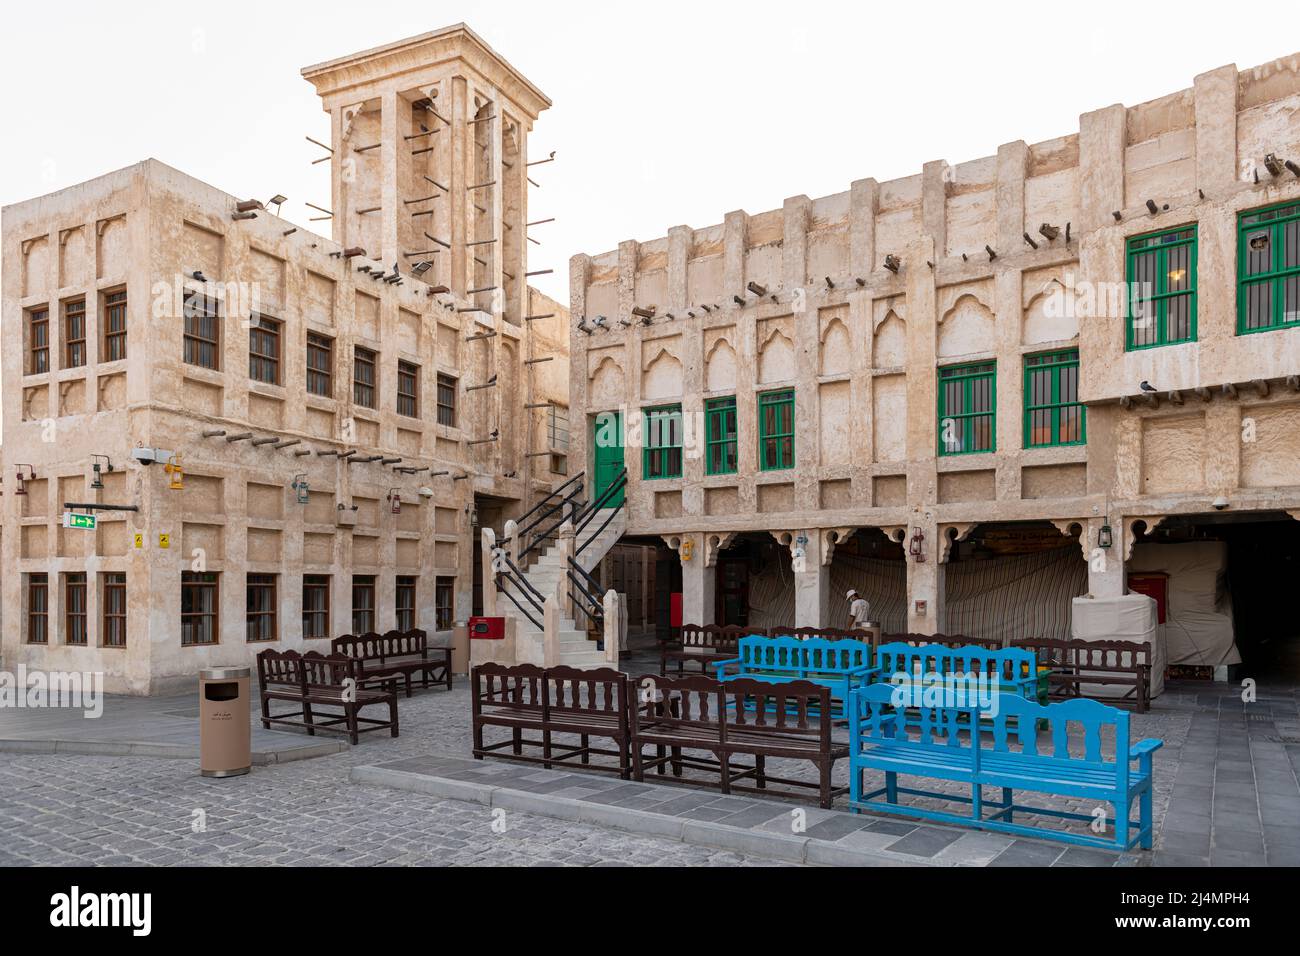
2, 0, 1293, 302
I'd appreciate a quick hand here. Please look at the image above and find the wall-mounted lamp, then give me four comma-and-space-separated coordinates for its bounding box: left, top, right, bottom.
1098, 522, 1114, 550
908, 527, 926, 563
387, 489, 402, 515
163, 454, 184, 490
90, 455, 114, 490
14, 464, 35, 495
291, 474, 310, 505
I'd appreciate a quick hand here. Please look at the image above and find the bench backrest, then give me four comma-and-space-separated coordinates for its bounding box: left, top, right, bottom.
333, 629, 426, 661
769, 626, 866, 642
1015, 638, 1150, 671
257, 649, 356, 689
876, 642, 1036, 684
633, 674, 721, 737
882, 632, 1005, 651
849, 683, 1131, 786
472, 663, 546, 717
723, 678, 832, 748
545, 667, 627, 724
736, 635, 871, 675
678, 624, 755, 651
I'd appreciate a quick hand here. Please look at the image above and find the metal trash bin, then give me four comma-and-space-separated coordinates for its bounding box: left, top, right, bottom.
199, 667, 251, 778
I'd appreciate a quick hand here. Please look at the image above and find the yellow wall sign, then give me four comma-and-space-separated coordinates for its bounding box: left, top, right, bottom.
159, 533, 170, 550
133, 533, 144, 550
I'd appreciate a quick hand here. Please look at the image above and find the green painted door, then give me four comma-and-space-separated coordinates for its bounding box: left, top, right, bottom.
592, 411, 625, 508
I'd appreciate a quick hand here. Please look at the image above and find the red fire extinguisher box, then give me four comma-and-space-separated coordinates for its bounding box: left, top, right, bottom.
468, 616, 506, 640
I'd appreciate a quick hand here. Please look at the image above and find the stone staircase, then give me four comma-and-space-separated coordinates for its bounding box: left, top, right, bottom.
498, 509, 627, 668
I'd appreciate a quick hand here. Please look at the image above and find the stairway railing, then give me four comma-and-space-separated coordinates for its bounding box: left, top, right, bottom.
494, 552, 545, 630
566, 557, 605, 631
512, 475, 587, 566
574, 468, 628, 557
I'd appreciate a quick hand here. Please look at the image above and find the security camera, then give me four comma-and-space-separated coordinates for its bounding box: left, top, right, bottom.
1212, 496, 1230, 511
418, 487, 435, 499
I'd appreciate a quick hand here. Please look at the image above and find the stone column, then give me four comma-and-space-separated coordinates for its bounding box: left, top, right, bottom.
905, 517, 943, 634
775, 530, 831, 628
668, 533, 713, 627
1084, 515, 1124, 598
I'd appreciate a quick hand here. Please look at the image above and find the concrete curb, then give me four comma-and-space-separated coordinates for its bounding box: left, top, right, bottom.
350, 764, 940, 867
0, 737, 347, 763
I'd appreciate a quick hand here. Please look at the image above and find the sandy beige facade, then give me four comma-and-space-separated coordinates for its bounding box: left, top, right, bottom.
1, 25, 568, 694
569, 54, 1300, 637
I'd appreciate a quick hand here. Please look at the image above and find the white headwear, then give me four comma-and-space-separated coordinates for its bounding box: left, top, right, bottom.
846, 590, 858, 600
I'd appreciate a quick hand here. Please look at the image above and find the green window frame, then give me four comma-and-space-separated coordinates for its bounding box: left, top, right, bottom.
937, 361, 996, 456
1126, 225, 1197, 350
1024, 350, 1085, 448
1238, 201, 1300, 334
758, 389, 795, 471
705, 396, 738, 475
642, 404, 683, 480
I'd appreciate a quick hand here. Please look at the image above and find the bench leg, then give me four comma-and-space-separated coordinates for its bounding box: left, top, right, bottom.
885, 771, 898, 804
1002, 787, 1014, 822
260, 693, 271, 731
389, 696, 400, 738
472, 716, 484, 759
580, 734, 590, 765
755, 754, 766, 790
972, 783, 983, 822
512, 727, 522, 756
1140, 788, 1153, 850
719, 750, 731, 795
1116, 798, 1130, 850
618, 739, 630, 781
632, 742, 644, 782
303, 700, 316, 736
404, 673, 413, 699
542, 726, 552, 770
671, 745, 682, 778
346, 705, 360, 746
656, 743, 665, 775
819, 760, 831, 810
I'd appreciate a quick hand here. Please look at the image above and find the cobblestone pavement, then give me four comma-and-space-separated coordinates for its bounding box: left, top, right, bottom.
0, 652, 1295, 866
0, 683, 778, 867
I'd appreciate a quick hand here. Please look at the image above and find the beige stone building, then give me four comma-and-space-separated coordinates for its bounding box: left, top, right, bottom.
568, 53, 1300, 681
1, 25, 571, 694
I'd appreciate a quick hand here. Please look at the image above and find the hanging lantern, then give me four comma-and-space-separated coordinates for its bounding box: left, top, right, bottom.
164, 454, 184, 490
291, 474, 309, 505
14, 465, 35, 495
908, 527, 926, 563
1098, 522, 1114, 550
387, 489, 401, 515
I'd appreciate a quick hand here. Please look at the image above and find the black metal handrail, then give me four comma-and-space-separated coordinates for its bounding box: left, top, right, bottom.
500, 553, 547, 607
576, 477, 628, 558
574, 468, 628, 543
511, 485, 585, 555
567, 562, 603, 607
496, 574, 542, 630
504, 471, 584, 545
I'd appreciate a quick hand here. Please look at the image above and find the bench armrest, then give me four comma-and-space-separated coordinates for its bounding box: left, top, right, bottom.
711, 657, 741, 677
847, 664, 878, 677
1130, 738, 1163, 759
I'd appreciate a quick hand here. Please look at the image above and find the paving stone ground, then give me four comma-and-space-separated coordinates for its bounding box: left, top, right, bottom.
0, 652, 1295, 867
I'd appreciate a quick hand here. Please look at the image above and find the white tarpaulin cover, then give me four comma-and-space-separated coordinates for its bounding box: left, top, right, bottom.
1071, 593, 1166, 698
1127, 541, 1241, 668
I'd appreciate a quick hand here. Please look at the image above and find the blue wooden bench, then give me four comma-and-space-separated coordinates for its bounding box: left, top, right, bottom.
846, 683, 1162, 851
875, 641, 1045, 703
712, 635, 877, 708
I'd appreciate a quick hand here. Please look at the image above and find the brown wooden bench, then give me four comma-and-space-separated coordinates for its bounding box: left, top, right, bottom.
332, 628, 452, 697
1014, 638, 1152, 713
769, 626, 869, 642
660, 624, 760, 676
257, 649, 399, 745
631, 675, 848, 808
882, 632, 1006, 651
471, 664, 632, 778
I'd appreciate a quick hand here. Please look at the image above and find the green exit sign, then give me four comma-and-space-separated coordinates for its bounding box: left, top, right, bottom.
62, 512, 97, 531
